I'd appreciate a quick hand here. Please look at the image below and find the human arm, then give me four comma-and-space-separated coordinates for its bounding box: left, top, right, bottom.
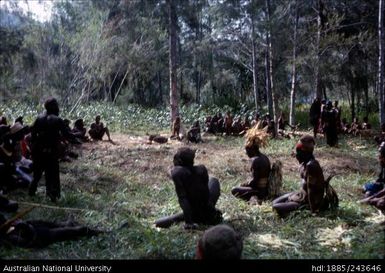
171, 167, 194, 225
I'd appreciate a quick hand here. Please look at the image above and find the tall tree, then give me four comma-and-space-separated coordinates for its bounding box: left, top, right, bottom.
265, 0, 278, 137
289, 0, 299, 126
379, 0, 385, 125
251, 0, 259, 113
168, 0, 179, 126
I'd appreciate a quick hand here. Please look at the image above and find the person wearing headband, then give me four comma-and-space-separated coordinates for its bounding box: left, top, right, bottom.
272, 135, 337, 216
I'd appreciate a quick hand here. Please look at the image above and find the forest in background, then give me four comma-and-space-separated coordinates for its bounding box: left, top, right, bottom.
0, 0, 383, 127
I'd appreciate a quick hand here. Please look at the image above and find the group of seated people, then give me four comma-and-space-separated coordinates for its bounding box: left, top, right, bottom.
155, 124, 384, 252
340, 116, 372, 136
2, 99, 384, 258
204, 112, 252, 137
0, 111, 112, 195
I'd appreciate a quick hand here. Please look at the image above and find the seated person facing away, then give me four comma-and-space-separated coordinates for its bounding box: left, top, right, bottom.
362, 142, 385, 197
272, 135, 338, 217
155, 147, 222, 229
196, 224, 243, 260
232, 127, 271, 203
88, 115, 112, 142
0, 213, 101, 248
187, 121, 203, 143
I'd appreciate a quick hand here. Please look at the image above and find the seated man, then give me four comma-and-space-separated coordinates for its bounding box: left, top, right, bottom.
0, 122, 31, 192
195, 224, 243, 260
155, 147, 222, 229
72, 119, 89, 142
272, 135, 338, 217
187, 121, 203, 143
360, 188, 385, 212
349, 117, 361, 136
231, 127, 271, 203
341, 118, 350, 134
231, 117, 243, 136
362, 142, 385, 197
375, 123, 385, 146
0, 214, 101, 248
362, 117, 372, 130
204, 116, 215, 134
88, 115, 112, 142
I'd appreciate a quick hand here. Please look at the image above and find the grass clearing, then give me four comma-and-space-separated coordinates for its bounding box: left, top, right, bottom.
1, 128, 384, 259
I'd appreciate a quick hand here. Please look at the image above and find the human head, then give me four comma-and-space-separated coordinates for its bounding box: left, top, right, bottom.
173, 147, 195, 167
44, 97, 59, 116
0, 116, 7, 125
15, 116, 23, 125
294, 135, 315, 163
63, 119, 70, 127
363, 116, 369, 123
196, 225, 243, 260
244, 127, 268, 158
334, 100, 338, 107
95, 115, 101, 123
74, 119, 84, 128
326, 101, 332, 109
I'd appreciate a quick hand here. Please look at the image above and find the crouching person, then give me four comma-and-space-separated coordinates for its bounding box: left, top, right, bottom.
155, 147, 222, 229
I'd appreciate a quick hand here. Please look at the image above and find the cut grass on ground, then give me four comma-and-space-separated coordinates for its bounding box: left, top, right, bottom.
1, 132, 384, 259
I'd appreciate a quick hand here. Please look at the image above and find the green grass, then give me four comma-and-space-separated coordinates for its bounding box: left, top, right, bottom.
0, 103, 384, 259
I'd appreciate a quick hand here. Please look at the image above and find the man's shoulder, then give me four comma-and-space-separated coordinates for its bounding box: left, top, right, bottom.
306, 159, 322, 173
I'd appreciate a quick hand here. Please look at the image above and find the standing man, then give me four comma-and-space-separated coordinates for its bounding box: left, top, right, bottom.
322, 101, 338, 147
29, 98, 74, 202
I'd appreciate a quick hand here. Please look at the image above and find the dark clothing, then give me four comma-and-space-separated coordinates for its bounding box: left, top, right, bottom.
322, 109, 338, 147
29, 113, 73, 200
363, 167, 385, 196
309, 101, 321, 126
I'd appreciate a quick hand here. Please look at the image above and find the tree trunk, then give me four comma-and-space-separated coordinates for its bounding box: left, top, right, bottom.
168, 0, 179, 126
314, 0, 324, 99
265, 49, 273, 117
157, 70, 162, 104
351, 78, 356, 121
178, 36, 183, 101
266, 0, 279, 137
289, 0, 299, 126
251, 4, 259, 114
379, 0, 385, 125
